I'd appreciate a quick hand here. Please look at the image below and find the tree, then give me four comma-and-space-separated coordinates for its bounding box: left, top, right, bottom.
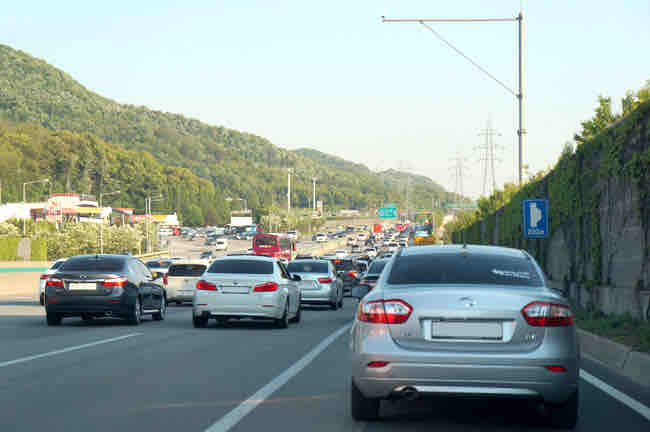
574, 95, 615, 144
184, 204, 204, 227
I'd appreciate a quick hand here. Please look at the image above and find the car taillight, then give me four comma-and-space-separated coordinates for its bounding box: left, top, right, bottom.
102, 277, 128, 287
318, 277, 333, 284
196, 280, 218, 291
254, 282, 279, 292
45, 278, 63, 287
346, 271, 357, 278
357, 299, 412, 324
163, 273, 168, 285
521, 301, 574, 327
40, 274, 49, 280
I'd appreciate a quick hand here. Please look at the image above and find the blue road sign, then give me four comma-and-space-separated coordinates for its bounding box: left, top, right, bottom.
523, 199, 549, 238
378, 207, 397, 218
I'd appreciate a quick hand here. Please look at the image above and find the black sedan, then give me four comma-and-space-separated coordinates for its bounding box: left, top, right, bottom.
44, 254, 167, 326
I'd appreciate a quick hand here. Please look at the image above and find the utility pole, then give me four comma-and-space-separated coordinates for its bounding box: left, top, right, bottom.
382, 12, 525, 185
287, 168, 293, 229
99, 190, 120, 254
476, 116, 502, 197
312, 178, 317, 212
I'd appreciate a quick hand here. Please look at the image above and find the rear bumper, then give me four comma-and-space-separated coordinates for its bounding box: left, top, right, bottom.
301, 285, 335, 304
194, 305, 283, 320
45, 296, 133, 317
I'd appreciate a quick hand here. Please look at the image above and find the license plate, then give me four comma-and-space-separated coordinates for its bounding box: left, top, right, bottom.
299, 281, 319, 290
432, 321, 502, 340
68, 282, 97, 291
221, 286, 250, 294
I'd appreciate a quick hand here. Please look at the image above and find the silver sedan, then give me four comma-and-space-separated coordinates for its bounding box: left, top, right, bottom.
286, 259, 343, 309
350, 245, 579, 429
193, 255, 302, 328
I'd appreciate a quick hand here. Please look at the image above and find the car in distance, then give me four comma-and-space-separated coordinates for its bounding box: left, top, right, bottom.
215, 238, 228, 251
356, 257, 389, 296
200, 251, 216, 260
39, 258, 67, 305
165, 260, 210, 305
193, 255, 302, 328
350, 245, 579, 428
44, 254, 167, 326
287, 259, 343, 309
315, 233, 327, 243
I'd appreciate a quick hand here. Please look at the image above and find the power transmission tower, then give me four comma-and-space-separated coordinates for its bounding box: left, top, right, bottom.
449, 151, 469, 202
476, 116, 502, 196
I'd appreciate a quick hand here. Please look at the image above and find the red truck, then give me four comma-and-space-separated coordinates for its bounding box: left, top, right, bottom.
372, 223, 383, 233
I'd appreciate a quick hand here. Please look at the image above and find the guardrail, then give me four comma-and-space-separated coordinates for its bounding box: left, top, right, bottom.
135, 250, 171, 260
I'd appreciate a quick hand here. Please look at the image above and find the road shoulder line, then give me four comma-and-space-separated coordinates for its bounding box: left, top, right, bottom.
580, 369, 650, 421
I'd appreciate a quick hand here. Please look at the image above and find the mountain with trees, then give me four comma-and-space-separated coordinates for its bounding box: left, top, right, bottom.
0, 43, 456, 221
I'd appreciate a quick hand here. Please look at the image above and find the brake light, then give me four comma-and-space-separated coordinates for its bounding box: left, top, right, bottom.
357, 299, 412, 324
521, 301, 574, 327
318, 277, 333, 284
196, 280, 218, 291
45, 278, 63, 287
40, 274, 49, 280
254, 282, 279, 292
163, 273, 168, 285
102, 277, 128, 287
346, 271, 357, 278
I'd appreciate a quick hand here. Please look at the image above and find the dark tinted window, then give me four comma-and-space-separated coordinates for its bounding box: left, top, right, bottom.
254, 235, 277, 248
146, 260, 172, 269
368, 260, 388, 275
387, 253, 543, 287
51, 261, 65, 270
62, 256, 125, 272
168, 264, 207, 277
207, 259, 274, 274
331, 259, 365, 272
279, 237, 291, 249
287, 261, 329, 273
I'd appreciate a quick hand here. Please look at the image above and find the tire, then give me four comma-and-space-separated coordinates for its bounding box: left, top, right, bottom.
46, 311, 61, 326
129, 296, 142, 326
350, 378, 379, 421
152, 296, 166, 321
290, 300, 301, 323
276, 302, 289, 329
330, 299, 338, 310
193, 315, 208, 328
176, 301, 183, 305
546, 390, 578, 429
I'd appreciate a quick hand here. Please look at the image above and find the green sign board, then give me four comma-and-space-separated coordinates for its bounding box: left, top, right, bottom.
378, 207, 397, 218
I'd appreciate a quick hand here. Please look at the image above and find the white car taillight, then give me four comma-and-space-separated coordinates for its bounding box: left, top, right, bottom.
357, 299, 412, 324
521, 301, 574, 326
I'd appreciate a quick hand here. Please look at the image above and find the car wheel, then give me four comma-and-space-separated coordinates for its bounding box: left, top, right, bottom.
330, 299, 338, 310
129, 297, 142, 326
338, 291, 344, 308
276, 302, 289, 329
153, 297, 166, 321
290, 300, 301, 323
350, 378, 379, 421
46, 311, 61, 326
193, 315, 208, 328
546, 389, 578, 429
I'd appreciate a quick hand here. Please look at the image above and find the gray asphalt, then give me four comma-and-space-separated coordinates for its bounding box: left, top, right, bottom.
0, 300, 649, 431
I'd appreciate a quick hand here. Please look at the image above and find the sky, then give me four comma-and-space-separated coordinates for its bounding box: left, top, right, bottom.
2, 1, 649, 199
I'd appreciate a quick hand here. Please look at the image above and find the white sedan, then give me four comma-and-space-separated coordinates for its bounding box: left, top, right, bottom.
193, 255, 302, 328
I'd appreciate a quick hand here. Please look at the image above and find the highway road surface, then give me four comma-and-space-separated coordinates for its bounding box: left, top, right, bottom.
0, 298, 649, 431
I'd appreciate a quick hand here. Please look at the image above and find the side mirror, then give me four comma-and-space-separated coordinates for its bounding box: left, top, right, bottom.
292, 274, 302, 282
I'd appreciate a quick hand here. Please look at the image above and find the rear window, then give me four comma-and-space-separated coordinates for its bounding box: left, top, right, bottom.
331, 259, 356, 272
147, 260, 172, 269
168, 264, 207, 277
287, 261, 329, 273
61, 257, 125, 272
368, 260, 388, 275
51, 261, 65, 270
254, 235, 277, 248
387, 253, 543, 287
207, 259, 274, 274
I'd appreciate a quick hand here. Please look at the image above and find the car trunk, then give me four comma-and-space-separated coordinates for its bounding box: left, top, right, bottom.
202, 274, 276, 305
290, 272, 326, 290
52, 272, 123, 300
383, 285, 556, 354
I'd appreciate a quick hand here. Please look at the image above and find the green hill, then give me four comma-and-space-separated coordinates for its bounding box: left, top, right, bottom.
0, 43, 454, 214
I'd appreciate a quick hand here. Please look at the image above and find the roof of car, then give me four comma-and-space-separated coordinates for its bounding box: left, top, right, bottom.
400, 244, 525, 257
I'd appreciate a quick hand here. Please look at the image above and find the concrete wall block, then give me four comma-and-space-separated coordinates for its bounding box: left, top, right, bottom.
622, 351, 650, 388
577, 329, 631, 370
596, 285, 641, 318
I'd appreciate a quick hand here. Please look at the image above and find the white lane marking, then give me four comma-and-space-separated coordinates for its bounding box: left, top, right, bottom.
580, 369, 650, 421
205, 323, 352, 432
0, 333, 142, 368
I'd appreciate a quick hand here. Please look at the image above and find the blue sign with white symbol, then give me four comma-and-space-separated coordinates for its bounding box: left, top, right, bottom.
378, 207, 397, 218
523, 199, 549, 238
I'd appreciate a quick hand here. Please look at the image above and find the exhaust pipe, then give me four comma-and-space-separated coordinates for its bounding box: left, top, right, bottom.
105, 311, 112, 317
394, 386, 419, 401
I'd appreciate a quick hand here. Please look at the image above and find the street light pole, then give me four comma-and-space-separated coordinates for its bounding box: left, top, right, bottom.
287, 168, 293, 228
312, 178, 317, 212
382, 13, 525, 185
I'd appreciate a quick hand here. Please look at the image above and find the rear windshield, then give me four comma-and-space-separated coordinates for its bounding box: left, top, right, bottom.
254, 235, 277, 248
368, 260, 388, 275
61, 257, 125, 272
387, 253, 543, 287
331, 259, 357, 272
147, 260, 172, 269
207, 259, 274, 274
168, 264, 207, 277
287, 261, 329, 273
51, 261, 65, 270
